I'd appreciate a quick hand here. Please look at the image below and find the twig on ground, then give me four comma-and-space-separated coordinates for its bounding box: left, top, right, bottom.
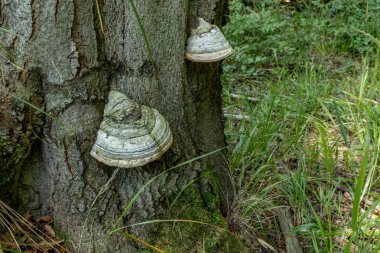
223, 113, 251, 121
277, 207, 303, 253
230, 93, 259, 102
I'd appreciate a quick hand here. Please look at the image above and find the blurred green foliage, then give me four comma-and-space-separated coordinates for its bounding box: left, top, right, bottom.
224, 0, 380, 77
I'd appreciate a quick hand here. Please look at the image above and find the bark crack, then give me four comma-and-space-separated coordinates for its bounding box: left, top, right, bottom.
29, 0, 39, 42
121, 0, 126, 56
63, 136, 74, 176
54, 0, 61, 23
10, 36, 19, 50
18, 63, 28, 81
0, 0, 4, 26
92, 0, 105, 61
71, 0, 85, 76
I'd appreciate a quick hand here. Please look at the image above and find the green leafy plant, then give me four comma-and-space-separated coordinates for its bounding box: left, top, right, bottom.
224, 0, 380, 79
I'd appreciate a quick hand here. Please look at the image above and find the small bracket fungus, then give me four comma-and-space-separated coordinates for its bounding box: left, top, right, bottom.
91, 91, 173, 168
185, 18, 233, 63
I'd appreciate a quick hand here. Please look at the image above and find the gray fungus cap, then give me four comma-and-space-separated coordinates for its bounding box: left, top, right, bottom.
186, 18, 233, 62
91, 91, 173, 168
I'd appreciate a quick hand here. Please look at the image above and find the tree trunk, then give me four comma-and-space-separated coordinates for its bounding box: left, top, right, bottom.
0, 0, 234, 252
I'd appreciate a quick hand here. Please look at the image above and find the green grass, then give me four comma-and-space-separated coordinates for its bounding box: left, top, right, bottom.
223, 0, 380, 252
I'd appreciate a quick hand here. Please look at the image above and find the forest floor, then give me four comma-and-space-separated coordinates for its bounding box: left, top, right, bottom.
222, 0, 380, 252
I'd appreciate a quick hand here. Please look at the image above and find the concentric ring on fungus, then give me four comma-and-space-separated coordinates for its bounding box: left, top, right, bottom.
185, 18, 233, 62
91, 91, 173, 168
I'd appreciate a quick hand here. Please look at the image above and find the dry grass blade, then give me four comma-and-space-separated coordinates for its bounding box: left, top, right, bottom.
0, 200, 70, 253
116, 231, 167, 253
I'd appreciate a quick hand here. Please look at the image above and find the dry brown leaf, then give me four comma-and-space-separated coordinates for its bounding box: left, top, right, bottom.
26, 248, 37, 253
342, 192, 352, 203
43, 224, 56, 237
36, 216, 54, 223
23, 211, 32, 221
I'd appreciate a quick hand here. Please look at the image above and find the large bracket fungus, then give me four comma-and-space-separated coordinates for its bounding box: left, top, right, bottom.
185, 18, 233, 63
91, 91, 173, 168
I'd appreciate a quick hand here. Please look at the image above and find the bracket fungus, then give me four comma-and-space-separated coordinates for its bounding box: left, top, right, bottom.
185, 18, 233, 63
91, 91, 173, 168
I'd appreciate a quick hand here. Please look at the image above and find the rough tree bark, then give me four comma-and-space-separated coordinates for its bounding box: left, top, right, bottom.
0, 0, 234, 252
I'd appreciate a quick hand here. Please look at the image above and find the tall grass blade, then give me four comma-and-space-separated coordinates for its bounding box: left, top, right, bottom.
344, 131, 371, 253
111, 219, 233, 252
94, 0, 104, 35
113, 219, 233, 236
0, 43, 22, 69
0, 28, 63, 82
0, 89, 64, 126
332, 100, 349, 146
169, 177, 200, 210
128, 0, 154, 63
116, 231, 167, 253
111, 148, 225, 230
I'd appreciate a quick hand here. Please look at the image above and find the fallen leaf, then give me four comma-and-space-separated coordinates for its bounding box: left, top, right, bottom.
36, 216, 54, 223
26, 248, 37, 253
23, 211, 32, 221
43, 224, 56, 237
